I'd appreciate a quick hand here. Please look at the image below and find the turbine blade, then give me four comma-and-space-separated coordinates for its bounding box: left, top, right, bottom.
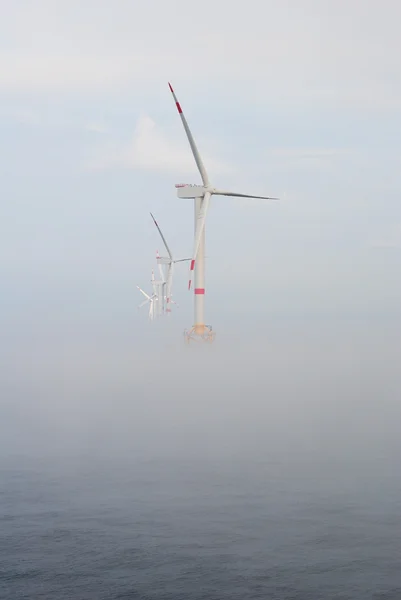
136, 285, 151, 300
188, 191, 211, 290
138, 299, 149, 309
150, 213, 173, 260
213, 190, 279, 200
168, 82, 210, 187
174, 258, 192, 263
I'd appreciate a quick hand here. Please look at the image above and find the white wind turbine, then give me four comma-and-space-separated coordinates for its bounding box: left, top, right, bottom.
137, 270, 163, 320
136, 283, 157, 321
168, 82, 278, 342
150, 212, 191, 314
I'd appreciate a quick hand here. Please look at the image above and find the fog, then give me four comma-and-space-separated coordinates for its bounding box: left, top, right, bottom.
1, 315, 400, 481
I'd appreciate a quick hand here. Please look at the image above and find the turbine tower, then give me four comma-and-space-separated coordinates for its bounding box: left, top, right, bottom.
151, 269, 164, 317
168, 83, 277, 343
151, 213, 191, 314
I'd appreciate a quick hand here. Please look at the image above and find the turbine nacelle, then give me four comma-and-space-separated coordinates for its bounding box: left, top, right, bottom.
176, 184, 205, 199
156, 255, 171, 265
175, 183, 277, 201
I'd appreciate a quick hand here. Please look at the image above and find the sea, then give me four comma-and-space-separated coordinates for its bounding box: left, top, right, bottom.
1, 321, 400, 598
1, 450, 400, 600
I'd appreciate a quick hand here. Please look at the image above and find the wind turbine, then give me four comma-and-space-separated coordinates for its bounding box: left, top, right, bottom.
137, 269, 163, 320
151, 212, 191, 314
136, 285, 157, 321
168, 82, 278, 342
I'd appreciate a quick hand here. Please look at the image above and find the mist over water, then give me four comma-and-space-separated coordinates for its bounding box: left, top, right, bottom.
1, 315, 400, 598
2, 316, 400, 463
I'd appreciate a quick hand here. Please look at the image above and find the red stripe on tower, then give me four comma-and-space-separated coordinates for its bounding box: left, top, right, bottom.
194, 288, 205, 295
190, 260, 195, 271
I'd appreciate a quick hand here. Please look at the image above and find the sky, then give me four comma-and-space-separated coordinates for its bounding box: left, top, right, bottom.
0, 1, 400, 458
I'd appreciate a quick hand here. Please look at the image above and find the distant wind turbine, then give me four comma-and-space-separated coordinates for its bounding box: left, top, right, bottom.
136, 284, 157, 321
150, 212, 191, 314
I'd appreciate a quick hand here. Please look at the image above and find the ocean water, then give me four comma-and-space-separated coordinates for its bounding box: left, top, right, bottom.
1, 452, 400, 600
1, 322, 400, 598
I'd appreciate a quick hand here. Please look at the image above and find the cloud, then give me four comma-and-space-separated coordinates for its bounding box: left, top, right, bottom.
86, 115, 232, 176
0, 1, 401, 110
0, 106, 39, 125
0, 54, 133, 93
